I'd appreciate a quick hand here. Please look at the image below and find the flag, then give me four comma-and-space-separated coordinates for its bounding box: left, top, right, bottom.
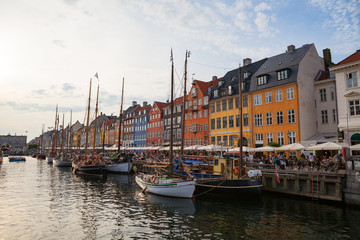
275, 167, 280, 183
95, 72, 99, 79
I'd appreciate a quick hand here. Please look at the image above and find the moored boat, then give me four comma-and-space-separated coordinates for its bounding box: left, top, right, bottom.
136, 174, 196, 198
9, 156, 26, 162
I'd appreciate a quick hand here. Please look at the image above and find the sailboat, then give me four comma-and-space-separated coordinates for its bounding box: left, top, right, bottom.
135, 49, 196, 198
105, 77, 133, 173
72, 76, 106, 176
47, 106, 58, 164
38, 124, 47, 160
183, 64, 262, 196
53, 113, 72, 167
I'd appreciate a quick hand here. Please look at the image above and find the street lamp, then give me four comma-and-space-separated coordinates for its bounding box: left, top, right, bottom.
219, 141, 224, 158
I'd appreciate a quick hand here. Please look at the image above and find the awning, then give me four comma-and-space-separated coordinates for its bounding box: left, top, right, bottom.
306, 132, 338, 143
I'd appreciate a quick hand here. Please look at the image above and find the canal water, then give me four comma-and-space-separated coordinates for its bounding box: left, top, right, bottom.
0, 157, 359, 240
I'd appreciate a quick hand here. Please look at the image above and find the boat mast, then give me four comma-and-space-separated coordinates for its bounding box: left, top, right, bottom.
180, 50, 190, 155
118, 77, 125, 153
92, 82, 100, 159
52, 105, 58, 156
61, 113, 65, 155
169, 49, 174, 176
238, 64, 243, 177
69, 110, 72, 153
85, 79, 92, 156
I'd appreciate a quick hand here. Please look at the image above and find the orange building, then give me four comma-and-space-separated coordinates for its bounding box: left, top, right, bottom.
184, 78, 217, 146
147, 101, 167, 146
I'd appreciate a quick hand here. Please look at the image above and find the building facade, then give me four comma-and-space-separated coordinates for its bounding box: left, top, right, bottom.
163, 97, 183, 146
147, 101, 167, 146
134, 102, 151, 147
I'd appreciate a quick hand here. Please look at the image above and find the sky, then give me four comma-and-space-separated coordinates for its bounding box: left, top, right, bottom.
0, 0, 359, 142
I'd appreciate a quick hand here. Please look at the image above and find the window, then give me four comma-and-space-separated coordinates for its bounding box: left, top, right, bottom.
243, 114, 249, 127
275, 90, 283, 102
254, 114, 263, 126
211, 119, 215, 130
223, 117, 227, 128
211, 103, 215, 113
216, 101, 221, 112
243, 95, 248, 107
236, 115, 240, 127
266, 133, 273, 144
288, 109, 295, 123
277, 132, 284, 145
349, 100, 360, 116
193, 112, 197, 119
217, 118, 221, 129
346, 72, 358, 88
184, 138, 187, 147
198, 111, 202, 118
235, 97, 239, 108
177, 129, 181, 139
276, 111, 283, 124
222, 100, 227, 111
255, 133, 263, 144
288, 131, 296, 144
217, 136, 221, 145
265, 92, 272, 104
321, 110, 328, 123
286, 87, 294, 100
204, 110, 208, 117
193, 100, 197, 108
198, 98, 202, 106
199, 137, 203, 145
257, 75, 268, 85
229, 116, 234, 128
191, 87, 197, 97
223, 136, 228, 146
198, 124, 203, 131
320, 89, 327, 102
330, 87, 335, 101
229, 135, 235, 147
254, 94, 262, 106
204, 96, 209, 105
266, 112, 272, 125
277, 69, 289, 80
189, 112, 192, 120
193, 138, 197, 145
228, 98, 234, 110
211, 137, 215, 144
204, 123, 208, 131
214, 90, 219, 98
333, 109, 337, 123
189, 138, 192, 146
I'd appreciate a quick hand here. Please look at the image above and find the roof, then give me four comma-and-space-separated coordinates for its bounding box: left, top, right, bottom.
153, 101, 168, 111
249, 44, 313, 92
104, 119, 115, 126
193, 79, 216, 96
335, 49, 360, 66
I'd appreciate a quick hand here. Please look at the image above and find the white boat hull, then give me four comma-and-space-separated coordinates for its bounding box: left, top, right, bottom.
135, 175, 195, 198
53, 158, 72, 167
106, 162, 132, 173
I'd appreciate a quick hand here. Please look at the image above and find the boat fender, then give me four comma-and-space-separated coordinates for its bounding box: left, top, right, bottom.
151, 175, 157, 183
234, 167, 240, 175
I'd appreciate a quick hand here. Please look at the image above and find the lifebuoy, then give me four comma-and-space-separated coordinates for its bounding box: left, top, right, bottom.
151, 174, 157, 183
234, 167, 240, 175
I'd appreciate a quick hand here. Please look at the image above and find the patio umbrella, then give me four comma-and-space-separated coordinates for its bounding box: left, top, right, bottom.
227, 146, 256, 152
184, 145, 203, 151
197, 144, 222, 151
254, 146, 278, 152
306, 142, 343, 150
277, 143, 305, 151
350, 144, 360, 150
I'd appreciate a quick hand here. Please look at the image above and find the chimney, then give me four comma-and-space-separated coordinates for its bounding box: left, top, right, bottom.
243, 58, 252, 66
132, 101, 137, 107
212, 76, 217, 81
143, 101, 147, 107
287, 45, 295, 53
323, 48, 332, 71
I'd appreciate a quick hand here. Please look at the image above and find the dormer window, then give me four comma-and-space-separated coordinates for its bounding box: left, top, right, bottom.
277, 69, 289, 80
218, 80, 224, 87
257, 75, 268, 86
232, 76, 237, 82
244, 72, 251, 79
214, 90, 219, 98
228, 85, 233, 95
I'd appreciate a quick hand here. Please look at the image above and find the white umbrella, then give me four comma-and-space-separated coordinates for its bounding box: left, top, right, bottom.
254, 146, 278, 152
277, 143, 305, 151
184, 145, 203, 150
197, 144, 222, 151
306, 142, 343, 150
148, 146, 160, 150
227, 146, 255, 152
350, 144, 360, 150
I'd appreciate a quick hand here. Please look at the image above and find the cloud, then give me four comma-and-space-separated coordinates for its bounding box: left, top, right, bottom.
0, 101, 84, 113
52, 39, 66, 48
32, 88, 48, 96
61, 83, 75, 92
308, 0, 360, 53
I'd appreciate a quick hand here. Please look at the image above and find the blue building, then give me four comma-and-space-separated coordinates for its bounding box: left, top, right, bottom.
134, 102, 151, 147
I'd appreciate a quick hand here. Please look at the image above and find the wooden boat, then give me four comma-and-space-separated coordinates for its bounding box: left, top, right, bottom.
104, 78, 133, 174
135, 50, 195, 198
72, 75, 106, 177
54, 113, 72, 167
9, 156, 26, 162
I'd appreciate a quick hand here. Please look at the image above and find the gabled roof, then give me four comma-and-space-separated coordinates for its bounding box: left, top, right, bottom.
335, 50, 360, 66
249, 44, 313, 92
153, 101, 168, 111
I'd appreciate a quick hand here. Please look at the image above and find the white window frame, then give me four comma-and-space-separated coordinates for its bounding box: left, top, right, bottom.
265, 92, 272, 104
254, 94, 262, 106
286, 87, 294, 100
275, 90, 283, 102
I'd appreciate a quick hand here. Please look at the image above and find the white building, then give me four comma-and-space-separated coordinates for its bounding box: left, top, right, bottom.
330, 50, 360, 147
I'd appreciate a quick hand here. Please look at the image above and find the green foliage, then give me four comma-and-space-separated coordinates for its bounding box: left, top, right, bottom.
268, 142, 280, 147
27, 143, 38, 150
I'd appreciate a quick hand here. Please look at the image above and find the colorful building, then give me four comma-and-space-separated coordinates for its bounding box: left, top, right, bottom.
163, 97, 183, 146
184, 78, 217, 146
147, 101, 167, 146
134, 102, 152, 147
123, 101, 140, 147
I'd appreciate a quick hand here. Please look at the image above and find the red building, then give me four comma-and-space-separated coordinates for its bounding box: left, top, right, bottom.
147, 101, 167, 146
